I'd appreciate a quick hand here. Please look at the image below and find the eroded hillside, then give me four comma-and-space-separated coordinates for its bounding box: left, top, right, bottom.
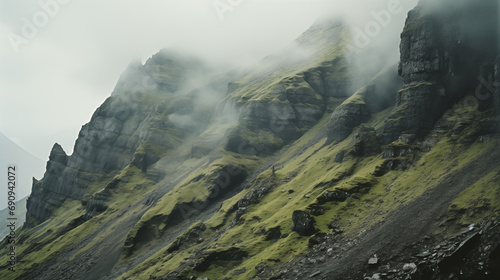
1, 0, 499, 280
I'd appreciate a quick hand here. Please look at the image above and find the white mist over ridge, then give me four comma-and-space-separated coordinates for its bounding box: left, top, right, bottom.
0, 0, 417, 160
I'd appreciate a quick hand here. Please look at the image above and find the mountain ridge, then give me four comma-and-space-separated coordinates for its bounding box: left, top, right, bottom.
1, 0, 499, 279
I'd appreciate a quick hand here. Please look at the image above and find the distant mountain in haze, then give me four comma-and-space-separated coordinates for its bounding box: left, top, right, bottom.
0, 196, 27, 239
0, 132, 45, 210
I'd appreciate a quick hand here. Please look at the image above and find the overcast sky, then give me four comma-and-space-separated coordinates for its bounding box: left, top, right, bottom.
0, 0, 417, 162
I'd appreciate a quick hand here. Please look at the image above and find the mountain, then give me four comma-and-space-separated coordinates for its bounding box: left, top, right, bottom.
0, 132, 45, 210
1, 0, 499, 279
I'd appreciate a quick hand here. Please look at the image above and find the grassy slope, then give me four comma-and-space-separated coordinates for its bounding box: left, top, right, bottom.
0, 23, 347, 280
0, 68, 217, 278
1, 20, 499, 280
118, 95, 499, 279
115, 23, 353, 279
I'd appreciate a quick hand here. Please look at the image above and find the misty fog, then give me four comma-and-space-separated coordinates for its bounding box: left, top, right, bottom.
0, 0, 419, 204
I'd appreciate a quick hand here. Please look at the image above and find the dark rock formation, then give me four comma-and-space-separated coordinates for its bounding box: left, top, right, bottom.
83, 188, 111, 219
26, 96, 142, 227
382, 0, 500, 142
292, 210, 317, 236
304, 57, 352, 98
327, 221, 343, 234
236, 176, 276, 209
307, 204, 326, 216
348, 126, 381, 157
167, 222, 207, 253
26, 144, 72, 225
326, 97, 370, 142
308, 232, 328, 248
26, 51, 213, 227
363, 220, 500, 280
193, 247, 248, 272
334, 150, 346, 163
216, 23, 356, 155
331, 126, 381, 163
382, 143, 420, 159
494, 56, 500, 109
14, 3, 500, 280
264, 226, 282, 241
438, 231, 481, 271
316, 190, 350, 204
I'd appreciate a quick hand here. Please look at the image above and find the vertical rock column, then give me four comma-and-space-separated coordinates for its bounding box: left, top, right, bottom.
382, 0, 500, 143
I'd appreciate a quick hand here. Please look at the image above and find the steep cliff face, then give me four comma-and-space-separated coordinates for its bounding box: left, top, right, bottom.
3, 1, 500, 280
25, 50, 226, 227
494, 56, 500, 109
26, 144, 70, 224
382, 0, 499, 142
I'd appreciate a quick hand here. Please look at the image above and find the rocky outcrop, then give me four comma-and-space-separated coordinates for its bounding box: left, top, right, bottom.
494, 56, 500, 109
348, 126, 381, 157
214, 23, 355, 155
231, 176, 276, 225
292, 210, 317, 236
167, 222, 207, 253
316, 190, 350, 204
26, 144, 74, 225
193, 247, 248, 272
26, 51, 215, 227
326, 65, 401, 143
26, 96, 143, 227
264, 226, 282, 241
362, 220, 500, 280
382, 0, 499, 142
304, 57, 352, 98
221, 68, 333, 155
326, 95, 370, 142
83, 188, 111, 219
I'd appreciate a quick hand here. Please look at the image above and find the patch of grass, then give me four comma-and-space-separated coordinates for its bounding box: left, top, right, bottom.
447, 169, 500, 227
397, 82, 434, 93
121, 151, 262, 258
0, 199, 87, 279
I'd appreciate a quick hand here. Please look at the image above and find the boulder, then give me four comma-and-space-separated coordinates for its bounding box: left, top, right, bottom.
292, 210, 317, 236
317, 190, 350, 204
264, 226, 282, 241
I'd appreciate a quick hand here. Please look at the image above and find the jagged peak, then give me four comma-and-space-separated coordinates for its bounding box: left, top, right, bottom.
49, 143, 67, 157
48, 143, 68, 164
